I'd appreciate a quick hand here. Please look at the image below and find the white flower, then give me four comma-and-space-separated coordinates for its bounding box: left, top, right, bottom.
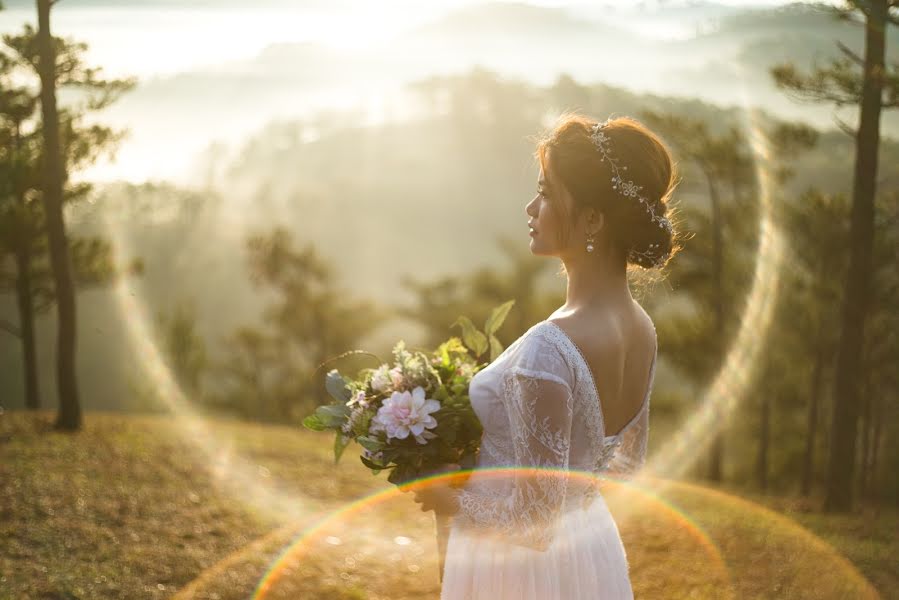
456, 363, 475, 378
342, 403, 365, 434
363, 448, 384, 462
389, 366, 405, 389
369, 386, 440, 444
348, 390, 367, 407
371, 365, 391, 393
341, 412, 354, 433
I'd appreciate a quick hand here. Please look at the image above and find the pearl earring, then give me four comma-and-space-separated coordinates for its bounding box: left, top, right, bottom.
586, 232, 596, 253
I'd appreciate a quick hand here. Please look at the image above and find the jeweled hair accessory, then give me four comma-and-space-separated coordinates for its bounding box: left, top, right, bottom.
590, 119, 673, 267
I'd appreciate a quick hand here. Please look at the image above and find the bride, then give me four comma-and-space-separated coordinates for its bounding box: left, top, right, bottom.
412, 113, 680, 599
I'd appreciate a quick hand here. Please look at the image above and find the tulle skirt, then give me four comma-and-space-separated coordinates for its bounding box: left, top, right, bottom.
440, 493, 634, 600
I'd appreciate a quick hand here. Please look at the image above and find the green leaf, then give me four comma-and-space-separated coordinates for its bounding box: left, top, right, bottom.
489, 334, 504, 362
484, 299, 515, 336
325, 369, 352, 403
360, 455, 386, 471
302, 413, 327, 431
452, 316, 488, 357
314, 403, 350, 428
357, 436, 386, 452
334, 434, 350, 464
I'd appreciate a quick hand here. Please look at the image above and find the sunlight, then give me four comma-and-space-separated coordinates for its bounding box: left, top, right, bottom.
101, 210, 323, 525
648, 64, 784, 480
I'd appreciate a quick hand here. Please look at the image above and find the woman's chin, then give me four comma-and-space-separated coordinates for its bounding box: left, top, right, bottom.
528, 238, 549, 256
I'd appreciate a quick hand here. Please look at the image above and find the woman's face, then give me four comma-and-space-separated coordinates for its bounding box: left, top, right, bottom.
526, 156, 575, 257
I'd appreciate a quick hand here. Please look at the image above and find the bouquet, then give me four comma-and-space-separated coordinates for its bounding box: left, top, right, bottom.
303, 300, 515, 578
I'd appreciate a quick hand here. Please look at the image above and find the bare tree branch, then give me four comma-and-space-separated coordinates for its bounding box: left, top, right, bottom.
846, 0, 874, 19
770, 58, 861, 107
836, 41, 865, 66
0, 318, 21, 338
33, 299, 53, 314
824, 3, 867, 26
833, 113, 858, 137
883, 62, 899, 107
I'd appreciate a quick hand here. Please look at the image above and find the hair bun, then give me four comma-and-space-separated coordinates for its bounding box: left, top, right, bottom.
535, 113, 681, 271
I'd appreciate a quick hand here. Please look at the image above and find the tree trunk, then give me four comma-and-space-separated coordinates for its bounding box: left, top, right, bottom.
869, 394, 884, 503
825, 1, 887, 512
756, 394, 770, 491
15, 249, 41, 410
707, 171, 725, 482
801, 346, 825, 496
36, 0, 81, 431
858, 382, 872, 499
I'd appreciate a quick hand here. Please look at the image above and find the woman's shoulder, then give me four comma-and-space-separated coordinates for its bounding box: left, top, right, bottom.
548, 300, 656, 356
502, 321, 578, 387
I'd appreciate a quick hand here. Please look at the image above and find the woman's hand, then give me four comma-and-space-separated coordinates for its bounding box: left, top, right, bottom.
408, 464, 462, 515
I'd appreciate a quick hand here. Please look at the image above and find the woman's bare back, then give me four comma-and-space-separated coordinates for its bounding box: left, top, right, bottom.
546, 300, 657, 438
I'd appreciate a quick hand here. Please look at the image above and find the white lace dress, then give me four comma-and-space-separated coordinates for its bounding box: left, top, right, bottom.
441, 320, 656, 600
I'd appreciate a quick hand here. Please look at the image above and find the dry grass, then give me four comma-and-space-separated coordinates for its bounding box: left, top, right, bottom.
1, 410, 894, 599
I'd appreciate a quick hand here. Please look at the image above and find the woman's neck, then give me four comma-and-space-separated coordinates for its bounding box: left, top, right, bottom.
559, 252, 632, 314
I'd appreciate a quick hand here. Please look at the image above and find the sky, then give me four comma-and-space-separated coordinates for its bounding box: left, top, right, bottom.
0, 0, 831, 78
0, 0, 845, 182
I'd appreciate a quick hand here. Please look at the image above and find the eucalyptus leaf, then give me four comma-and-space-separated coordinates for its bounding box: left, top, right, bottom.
361, 455, 386, 471
357, 436, 386, 452
325, 369, 352, 403
302, 413, 326, 431
314, 403, 350, 427
334, 434, 350, 464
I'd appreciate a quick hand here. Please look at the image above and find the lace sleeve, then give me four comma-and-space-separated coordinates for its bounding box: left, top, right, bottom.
456, 366, 573, 552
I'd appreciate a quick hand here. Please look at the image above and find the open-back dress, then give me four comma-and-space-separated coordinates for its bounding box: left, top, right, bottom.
440, 319, 656, 600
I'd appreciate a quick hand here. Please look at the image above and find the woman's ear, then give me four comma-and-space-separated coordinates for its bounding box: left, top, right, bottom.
588, 209, 605, 237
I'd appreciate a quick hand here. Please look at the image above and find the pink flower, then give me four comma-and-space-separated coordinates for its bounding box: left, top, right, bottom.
369, 386, 440, 444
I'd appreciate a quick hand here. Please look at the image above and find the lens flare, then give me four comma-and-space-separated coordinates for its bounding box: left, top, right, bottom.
166, 471, 878, 599
247, 470, 732, 600
102, 211, 323, 524
649, 83, 784, 480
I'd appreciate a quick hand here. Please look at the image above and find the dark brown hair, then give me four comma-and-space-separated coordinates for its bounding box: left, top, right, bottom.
535, 113, 682, 270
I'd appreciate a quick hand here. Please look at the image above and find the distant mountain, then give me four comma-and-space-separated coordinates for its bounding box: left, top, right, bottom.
409, 1, 629, 40
6, 0, 899, 185
667, 3, 898, 53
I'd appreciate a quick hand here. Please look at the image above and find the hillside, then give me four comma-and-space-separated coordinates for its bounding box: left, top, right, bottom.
1, 410, 893, 599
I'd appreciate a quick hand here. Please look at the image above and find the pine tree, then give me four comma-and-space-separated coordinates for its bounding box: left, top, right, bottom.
771, 0, 899, 511
1, 6, 135, 425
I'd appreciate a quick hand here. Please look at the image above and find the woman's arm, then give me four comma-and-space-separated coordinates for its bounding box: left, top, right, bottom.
454, 367, 574, 552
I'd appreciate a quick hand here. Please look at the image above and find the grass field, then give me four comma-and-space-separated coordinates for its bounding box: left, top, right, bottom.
1, 410, 895, 599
